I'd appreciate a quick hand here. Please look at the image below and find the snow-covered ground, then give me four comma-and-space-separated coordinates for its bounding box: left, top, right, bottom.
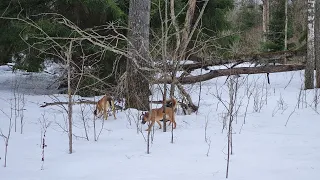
0, 61, 62, 95
0, 63, 319, 180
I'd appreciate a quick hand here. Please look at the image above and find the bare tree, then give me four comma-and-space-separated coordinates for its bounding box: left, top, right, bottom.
39, 112, 51, 170
204, 115, 211, 156
0, 100, 13, 167
305, 0, 315, 89
167, 0, 209, 112
66, 41, 74, 154
79, 103, 90, 141
12, 77, 19, 133
126, 0, 152, 111
226, 77, 236, 178
20, 93, 25, 134
160, 0, 169, 132
93, 108, 97, 141
11, 76, 26, 134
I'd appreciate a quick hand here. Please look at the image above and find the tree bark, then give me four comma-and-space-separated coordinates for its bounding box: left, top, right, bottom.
284, 0, 288, 64
305, 0, 315, 89
126, 0, 152, 111
176, 83, 198, 112
162, 0, 169, 132
169, 0, 209, 98
170, 0, 180, 58
169, 0, 197, 100
179, 0, 197, 59
40, 100, 95, 107
315, 0, 320, 88
67, 41, 73, 154
156, 64, 306, 84
262, 0, 270, 42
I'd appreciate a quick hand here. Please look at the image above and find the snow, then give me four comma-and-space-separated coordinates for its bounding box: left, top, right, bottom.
0, 62, 61, 95
0, 63, 320, 180
0, 64, 13, 72
42, 59, 66, 76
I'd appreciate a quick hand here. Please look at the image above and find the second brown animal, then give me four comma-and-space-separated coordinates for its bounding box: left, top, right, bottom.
94, 95, 116, 120
141, 98, 177, 131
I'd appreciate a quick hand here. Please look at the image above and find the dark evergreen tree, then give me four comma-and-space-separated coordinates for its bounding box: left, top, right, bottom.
262, 0, 293, 52
1, 0, 236, 96
236, 2, 261, 31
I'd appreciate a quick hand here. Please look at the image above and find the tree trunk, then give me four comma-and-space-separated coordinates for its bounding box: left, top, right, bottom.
284, 0, 288, 64
126, 0, 152, 111
179, 0, 197, 59
315, 0, 320, 88
305, 0, 315, 89
174, 49, 306, 73
162, 0, 169, 132
262, 0, 270, 42
156, 64, 306, 84
67, 41, 73, 154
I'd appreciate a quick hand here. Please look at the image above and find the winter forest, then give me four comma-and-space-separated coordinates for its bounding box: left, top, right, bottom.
0, 0, 320, 180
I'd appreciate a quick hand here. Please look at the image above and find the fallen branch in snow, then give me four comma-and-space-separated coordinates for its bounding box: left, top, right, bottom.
176, 83, 199, 112
155, 64, 306, 84
41, 99, 193, 114
40, 100, 96, 107
178, 49, 306, 72
40, 100, 123, 110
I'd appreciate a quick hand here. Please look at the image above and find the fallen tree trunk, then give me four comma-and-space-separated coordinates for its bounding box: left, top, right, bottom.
40, 100, 96, 107
156, 64, 306, 84
179, 49, 306, 72
41, 99, 173, 110
40, 100, 123, 111
176, 83, 198, 112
